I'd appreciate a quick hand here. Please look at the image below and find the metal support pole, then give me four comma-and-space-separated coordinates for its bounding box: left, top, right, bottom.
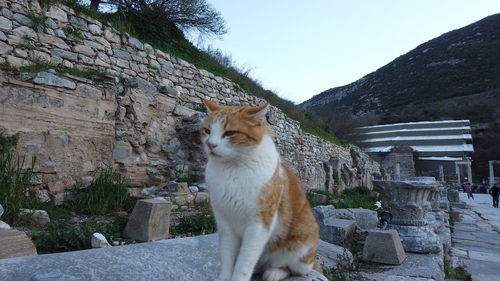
467, 162, 472, 184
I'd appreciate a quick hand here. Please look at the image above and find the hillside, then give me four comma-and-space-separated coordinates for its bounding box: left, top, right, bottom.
301, 13, 500, 180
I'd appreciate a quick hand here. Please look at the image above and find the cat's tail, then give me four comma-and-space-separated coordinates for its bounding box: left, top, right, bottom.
313, 261, 323, 274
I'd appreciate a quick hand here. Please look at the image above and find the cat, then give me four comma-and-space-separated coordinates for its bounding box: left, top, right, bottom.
200, 99, 320, 281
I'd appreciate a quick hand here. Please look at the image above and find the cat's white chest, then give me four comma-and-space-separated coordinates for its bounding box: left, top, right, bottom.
205, 136, 279, 233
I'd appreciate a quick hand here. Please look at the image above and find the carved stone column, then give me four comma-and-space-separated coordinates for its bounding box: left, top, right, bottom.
373, 178, 444, 254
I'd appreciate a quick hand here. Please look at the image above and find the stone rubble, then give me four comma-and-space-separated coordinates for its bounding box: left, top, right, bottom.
19, 209, 50, 226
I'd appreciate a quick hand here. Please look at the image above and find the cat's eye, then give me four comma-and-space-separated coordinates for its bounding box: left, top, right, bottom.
223, 130, 237, 137
203, 128, 211, 134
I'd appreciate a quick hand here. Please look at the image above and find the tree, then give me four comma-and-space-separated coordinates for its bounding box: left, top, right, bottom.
90, 0, 101, 10
106, 0, 227, 36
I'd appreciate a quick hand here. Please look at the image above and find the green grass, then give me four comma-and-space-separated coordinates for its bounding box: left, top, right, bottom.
69, 167, 131, 215
308, 186, 380, 210
170, 200, 216, 236
0, 133, 38, 225
32, 215, 131, 254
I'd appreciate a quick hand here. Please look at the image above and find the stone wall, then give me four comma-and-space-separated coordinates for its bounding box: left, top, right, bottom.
0, 0, 380, 204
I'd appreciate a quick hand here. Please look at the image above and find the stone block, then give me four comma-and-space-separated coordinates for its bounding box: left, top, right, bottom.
362, 229, 406, 265
391, 225, 441, 254
318, 218, 356, 244
123, 198, 172, 242
0, 229, 37, 259
348, 208, 378, 230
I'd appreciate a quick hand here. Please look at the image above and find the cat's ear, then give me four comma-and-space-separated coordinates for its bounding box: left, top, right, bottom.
246, 104, 269, 121
202, 99, 220, 113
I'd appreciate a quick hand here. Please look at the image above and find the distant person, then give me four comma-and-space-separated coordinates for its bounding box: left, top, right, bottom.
465, 183, 474, 199
489, 183, 500, 208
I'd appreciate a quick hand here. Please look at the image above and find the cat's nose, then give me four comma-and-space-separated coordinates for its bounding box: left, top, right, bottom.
207, 142, 217, 151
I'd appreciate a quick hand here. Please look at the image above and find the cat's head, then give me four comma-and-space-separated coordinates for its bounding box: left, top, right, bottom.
200, 99, 269, 159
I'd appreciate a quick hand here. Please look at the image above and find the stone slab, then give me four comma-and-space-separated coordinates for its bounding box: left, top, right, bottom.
0, 229, 37, 259
362, 230, 406, 265
361, 252, 444, 281
0, 234, 326, 281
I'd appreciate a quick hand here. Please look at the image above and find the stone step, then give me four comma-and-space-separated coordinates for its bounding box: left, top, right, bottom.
0, 229, 37, 259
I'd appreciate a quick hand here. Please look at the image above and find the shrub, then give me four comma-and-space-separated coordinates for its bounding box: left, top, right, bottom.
0, 133, 37, 225
71, 167, 130, 215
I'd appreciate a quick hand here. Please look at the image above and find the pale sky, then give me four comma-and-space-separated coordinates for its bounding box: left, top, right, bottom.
201, 1, 500, 103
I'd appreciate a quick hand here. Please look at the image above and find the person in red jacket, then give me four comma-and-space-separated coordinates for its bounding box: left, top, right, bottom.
465, 183, 474, 199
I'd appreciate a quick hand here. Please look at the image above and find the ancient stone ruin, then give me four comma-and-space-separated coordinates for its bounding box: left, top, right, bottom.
0, 0, 380, 207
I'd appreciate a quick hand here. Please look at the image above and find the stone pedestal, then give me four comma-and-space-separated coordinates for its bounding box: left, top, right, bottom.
373, 179, 444, 254
362, 230, 406, 265
0, 229, 37, 259
123, 198, 172, 242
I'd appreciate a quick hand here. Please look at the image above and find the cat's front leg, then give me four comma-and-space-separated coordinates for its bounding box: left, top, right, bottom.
231, 223, 271, 281
215, 219, 240, 281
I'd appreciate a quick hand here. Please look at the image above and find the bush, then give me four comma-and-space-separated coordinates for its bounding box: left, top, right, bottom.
32, 216, 130, 254
0, 133, 37, 225
71, 167, 130, 215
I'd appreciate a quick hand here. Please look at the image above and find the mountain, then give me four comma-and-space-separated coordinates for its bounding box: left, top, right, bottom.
302, 13, 500, 125
301, 14, 500, 181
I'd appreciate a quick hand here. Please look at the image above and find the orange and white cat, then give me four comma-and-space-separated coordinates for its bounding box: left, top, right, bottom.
200, 99, 319, 281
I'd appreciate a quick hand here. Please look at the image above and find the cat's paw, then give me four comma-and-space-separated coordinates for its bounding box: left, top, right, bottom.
262, 268, 289, 281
